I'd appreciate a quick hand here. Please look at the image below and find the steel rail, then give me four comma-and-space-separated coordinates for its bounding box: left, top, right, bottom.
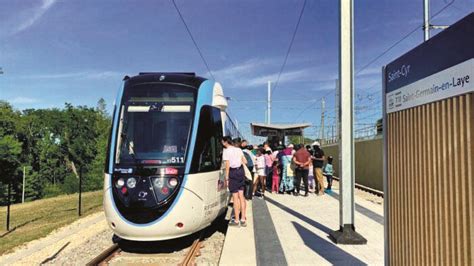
86, 243, 121, 266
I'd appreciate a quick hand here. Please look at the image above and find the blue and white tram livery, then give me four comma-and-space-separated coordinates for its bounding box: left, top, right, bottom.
104, 72, 241, 241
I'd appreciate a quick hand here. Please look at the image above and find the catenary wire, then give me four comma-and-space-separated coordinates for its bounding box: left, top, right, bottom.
355, 0, 456, 76
271, 0, 307, 96
171, 0, 215, 80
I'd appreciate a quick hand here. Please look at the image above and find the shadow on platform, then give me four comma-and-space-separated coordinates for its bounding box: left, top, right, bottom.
327, 191, 384, 225
292, 221, 367, 265
265, 197, 332, 235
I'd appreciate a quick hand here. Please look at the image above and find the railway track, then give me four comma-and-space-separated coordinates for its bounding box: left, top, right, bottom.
332, 176, 384, 198
87, 232, 205, 266
179, 234, 204, 266
86, 243, 121, 266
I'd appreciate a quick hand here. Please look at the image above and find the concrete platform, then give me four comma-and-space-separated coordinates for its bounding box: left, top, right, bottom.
219, 185, 384, 265
219, 200, 257, 265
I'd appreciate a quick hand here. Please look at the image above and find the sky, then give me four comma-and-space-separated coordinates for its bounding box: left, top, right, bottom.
1, 0, 473, 142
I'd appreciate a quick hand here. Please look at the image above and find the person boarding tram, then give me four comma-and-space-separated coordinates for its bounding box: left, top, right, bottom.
222, 136, 248, 227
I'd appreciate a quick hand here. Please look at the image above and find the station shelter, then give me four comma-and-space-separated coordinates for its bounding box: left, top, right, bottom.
250, 123, 310, 148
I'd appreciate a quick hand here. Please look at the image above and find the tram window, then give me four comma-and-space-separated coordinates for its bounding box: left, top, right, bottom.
115, 84, 195, 165
104, 106, 116, 173
190, 106, 223, 173
212, 108, 223, 167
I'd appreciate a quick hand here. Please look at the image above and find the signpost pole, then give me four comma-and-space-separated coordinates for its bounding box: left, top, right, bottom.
423, 0, 430, 41
329, 0, 367, 244
6, 182, 11, 231
22, 166, 26, 203
78, 166, 82, 216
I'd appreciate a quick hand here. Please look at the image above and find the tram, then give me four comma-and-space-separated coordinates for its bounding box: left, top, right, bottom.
103, 72, 241, 241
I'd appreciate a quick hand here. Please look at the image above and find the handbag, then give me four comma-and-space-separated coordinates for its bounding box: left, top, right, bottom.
243, 164, 252, 181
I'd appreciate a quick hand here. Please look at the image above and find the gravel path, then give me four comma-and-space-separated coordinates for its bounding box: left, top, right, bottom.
108, 215, 228, 265
0, 211, 112, 265
0, 208, 228, 266
44, 228, 114, 265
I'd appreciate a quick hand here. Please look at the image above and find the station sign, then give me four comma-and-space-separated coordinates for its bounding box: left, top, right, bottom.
256, 129, 279, 136
254, 128, 303, 136
384, 13, 474, 113
386, 59, 474, 113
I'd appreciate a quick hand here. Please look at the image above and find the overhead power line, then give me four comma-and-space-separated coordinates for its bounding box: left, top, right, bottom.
355, 0, 456, 76
293, 0, 456, 124
171, 0, 215, 80
271, 0, 307, 96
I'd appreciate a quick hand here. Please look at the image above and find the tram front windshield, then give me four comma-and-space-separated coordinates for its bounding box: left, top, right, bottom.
115, 84, 196, 165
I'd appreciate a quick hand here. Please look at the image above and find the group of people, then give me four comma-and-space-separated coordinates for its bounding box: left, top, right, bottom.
221, 136, 335, 227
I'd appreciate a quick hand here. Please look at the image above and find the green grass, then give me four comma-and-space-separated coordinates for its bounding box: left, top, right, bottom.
0, 191, 103, 255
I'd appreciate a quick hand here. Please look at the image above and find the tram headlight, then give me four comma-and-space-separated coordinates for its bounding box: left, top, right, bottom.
116, 178, 125, 188
153, 177, 164, 188
152, 176, 180, 202
168, 177, 178, 187
126, 177, 137, 188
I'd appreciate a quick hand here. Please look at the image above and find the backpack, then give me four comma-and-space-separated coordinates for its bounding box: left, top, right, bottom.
243, 151, 254, 168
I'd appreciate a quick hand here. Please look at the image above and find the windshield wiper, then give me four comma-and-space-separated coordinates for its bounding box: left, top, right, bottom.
120, 132, 140, 164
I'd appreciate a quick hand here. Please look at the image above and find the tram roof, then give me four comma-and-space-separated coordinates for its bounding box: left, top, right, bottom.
123, 72, 207, 89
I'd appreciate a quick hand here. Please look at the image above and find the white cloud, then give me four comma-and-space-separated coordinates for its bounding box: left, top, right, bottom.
9, 96, 40, 104
245, 69, 313, 87
210, 58, 276, 79
11, 0, 58, 35
211, 57, 336, 89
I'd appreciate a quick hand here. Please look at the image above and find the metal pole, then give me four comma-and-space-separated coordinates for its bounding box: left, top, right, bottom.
340, 0, 355, 228
267, 81, 271, 124
335, 79, 340, 141
423, 0, 430, 41
6, 182, 11, 231
302, 129, 305, 145
329, 0, 366, 244
78, 166, 82, 216
320, 98, 326, 145
332, 125, 335, 143
22, 166, 25, 203
382, 66, 390, 265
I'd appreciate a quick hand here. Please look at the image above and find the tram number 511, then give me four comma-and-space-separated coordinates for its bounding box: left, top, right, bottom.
170, 157, 184, 163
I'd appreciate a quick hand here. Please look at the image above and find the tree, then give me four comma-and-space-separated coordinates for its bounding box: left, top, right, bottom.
0, 102, 22, 206
0, 99, 111, 204
96, 98, 108, 116
62, 104, 99, 215
0, 136, 21, 188
0, 136, 21, 230
0, 101, 19, 137
87, 99, 111, 191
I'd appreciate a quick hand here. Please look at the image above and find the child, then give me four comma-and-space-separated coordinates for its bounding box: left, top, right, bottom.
323, 156, 334, 191
308, 162, 315, 193
271, 161, 280, 193
253, 149, 267, 198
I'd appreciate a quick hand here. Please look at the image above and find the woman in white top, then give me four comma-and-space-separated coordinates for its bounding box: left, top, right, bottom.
222, 136, 247, 227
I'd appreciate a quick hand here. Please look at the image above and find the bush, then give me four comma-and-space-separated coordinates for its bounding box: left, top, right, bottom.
43, 184, 63, 198
61, 173, 79, 194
